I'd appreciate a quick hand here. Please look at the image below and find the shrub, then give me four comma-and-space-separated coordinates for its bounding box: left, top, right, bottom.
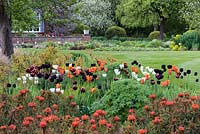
177, 30, 200, 50
91, 79, 151, 121
148, 31, 167, 40
105, 26, 126, 39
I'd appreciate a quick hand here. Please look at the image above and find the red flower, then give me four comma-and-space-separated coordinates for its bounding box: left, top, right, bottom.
0, 125, 7, 130
36, 115, 43, 119
69, 95, 74, 100
28, 102, 36, 108
128, 114, 136, 121
52, 104, 58, 110
90, 119, 95, 124
153, 117, 161, 125
91, 124, 97, 130
178, 93, 184, 98
71, 102, 76, 107
81, 114, 89, 121
106, 123, 112, 129
22, 120, 30, 126
179, 126, 185, 131
144, 105, 150, 111
20, 89, 29, 95
191, 96, 198, 101
99, 119, 107, 125
8, 124, 16, 130
24, 116, 34, 122
72, 121, 79, 128
96, 110, 106, 116
113, 116, 120, 122
149, 94, 156, 99
149, 111, 155, 117
43, 107, 52, 114
128, 109, 134, 113
93, 112, 99, 118
39, 121, 47, 128
165, 101, 175, 106
35, 96, 45, 102
65, 115, 71, 120
192, 103, 199, 110
138, 129, 147, 134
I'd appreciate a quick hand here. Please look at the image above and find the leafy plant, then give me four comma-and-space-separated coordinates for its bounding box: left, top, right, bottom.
91, 79, 152, 121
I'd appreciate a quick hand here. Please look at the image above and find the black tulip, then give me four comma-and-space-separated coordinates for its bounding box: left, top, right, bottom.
91, 63, 96, 67
80, 87, 86, 93
72, 63, 75, 67
187, 70, 191, 74
183, 72, 187, 76
150, 80, 155, 85
13, 84, 16, 88
196, 79, 199, 82
179, 68, 183, 72
157, 81, 161, 85
180, 76, 184, 79
72, 85, 78, 90
167, 65, 172, 69
138, 64, 141, 67
65, 63, 69, 66
161, 65, 166, 70
6, 83, 11, 88
97, 85, 102, 89
72, 80, 77, 85
194, 72, 198, 76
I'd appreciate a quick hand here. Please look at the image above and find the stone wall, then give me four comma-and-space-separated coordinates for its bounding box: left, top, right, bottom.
12, 35, 91, 44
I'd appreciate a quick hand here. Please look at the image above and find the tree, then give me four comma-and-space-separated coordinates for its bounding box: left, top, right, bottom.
116, 0, 185, 39
75, 0, 114, 35
181, 0, 200, 29
0, 0, 76, 57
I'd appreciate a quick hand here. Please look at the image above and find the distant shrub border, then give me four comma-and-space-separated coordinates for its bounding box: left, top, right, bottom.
105, 26, 126, 39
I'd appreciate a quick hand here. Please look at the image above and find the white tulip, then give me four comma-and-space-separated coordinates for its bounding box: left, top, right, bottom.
61, 90, 64, 94
17, 77, 21, 81
52, 69, 57, 73
52, 65, 58, 70
56, 88, 61, 92
29, 77, 33, 81
34, 80, 39, 84
34, 77, 39, 80
114, 69, 120, 75
76, 66, 81, 70
119, 64, 124, 69
23, 80, 27, 84
50, 88, 55, 93
102, 73, 107, 77
26, 73, 30, 77
22, 76, 27, 81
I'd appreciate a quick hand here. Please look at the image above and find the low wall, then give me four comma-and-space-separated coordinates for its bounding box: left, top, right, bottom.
12, 35, 91, 44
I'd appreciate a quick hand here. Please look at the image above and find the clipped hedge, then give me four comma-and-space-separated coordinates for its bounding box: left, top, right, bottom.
105, 26, 126, 39
148, 31, 167, 40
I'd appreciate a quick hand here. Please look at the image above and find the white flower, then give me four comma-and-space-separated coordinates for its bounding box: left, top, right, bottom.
140, 66, 144, 72
102, 73, 107, 77
22, 76, 27, 81
114, 69, 120, 75
56, 88, 61, 92
69, 63, 73, 67
29, 77, 33, 81
131, 72, 138, 79
50, 88, 55, 93
56, 74, 59, 77
61, 90, 64, 94
26, 73, 30, 77
34, 77, 39, 80
136, 78, 141, 81
119, 64, 124, 69
52, 65, 59, 70
23, 80, 27, 84
17, 77, 21, 81
76, 66, 81, 70
65, 70, 69, 73
34, 80, 39, 84
152, 71, 156, 75
52, 69, 57, 73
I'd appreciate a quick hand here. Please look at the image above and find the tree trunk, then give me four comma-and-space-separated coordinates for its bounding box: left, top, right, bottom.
159, 17, 165, 40
0, 1, 14, 58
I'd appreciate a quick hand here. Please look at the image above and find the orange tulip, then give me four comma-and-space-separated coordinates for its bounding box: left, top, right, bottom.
86, 75, 93, 82
131, 66, 139, 74
56, 83, 61, 89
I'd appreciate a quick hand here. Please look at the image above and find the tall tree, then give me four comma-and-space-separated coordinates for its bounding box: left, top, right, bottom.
0, 0, 76, 57
181, 0, 200, 29
75, 0, 114, 35
116, 0, 185, 39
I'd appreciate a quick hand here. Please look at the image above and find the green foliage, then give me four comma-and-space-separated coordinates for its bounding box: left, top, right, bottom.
105, 26, 126, 39
91, 79, 151, 120
148, 31, 167, 40
177, 30, 200, 50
